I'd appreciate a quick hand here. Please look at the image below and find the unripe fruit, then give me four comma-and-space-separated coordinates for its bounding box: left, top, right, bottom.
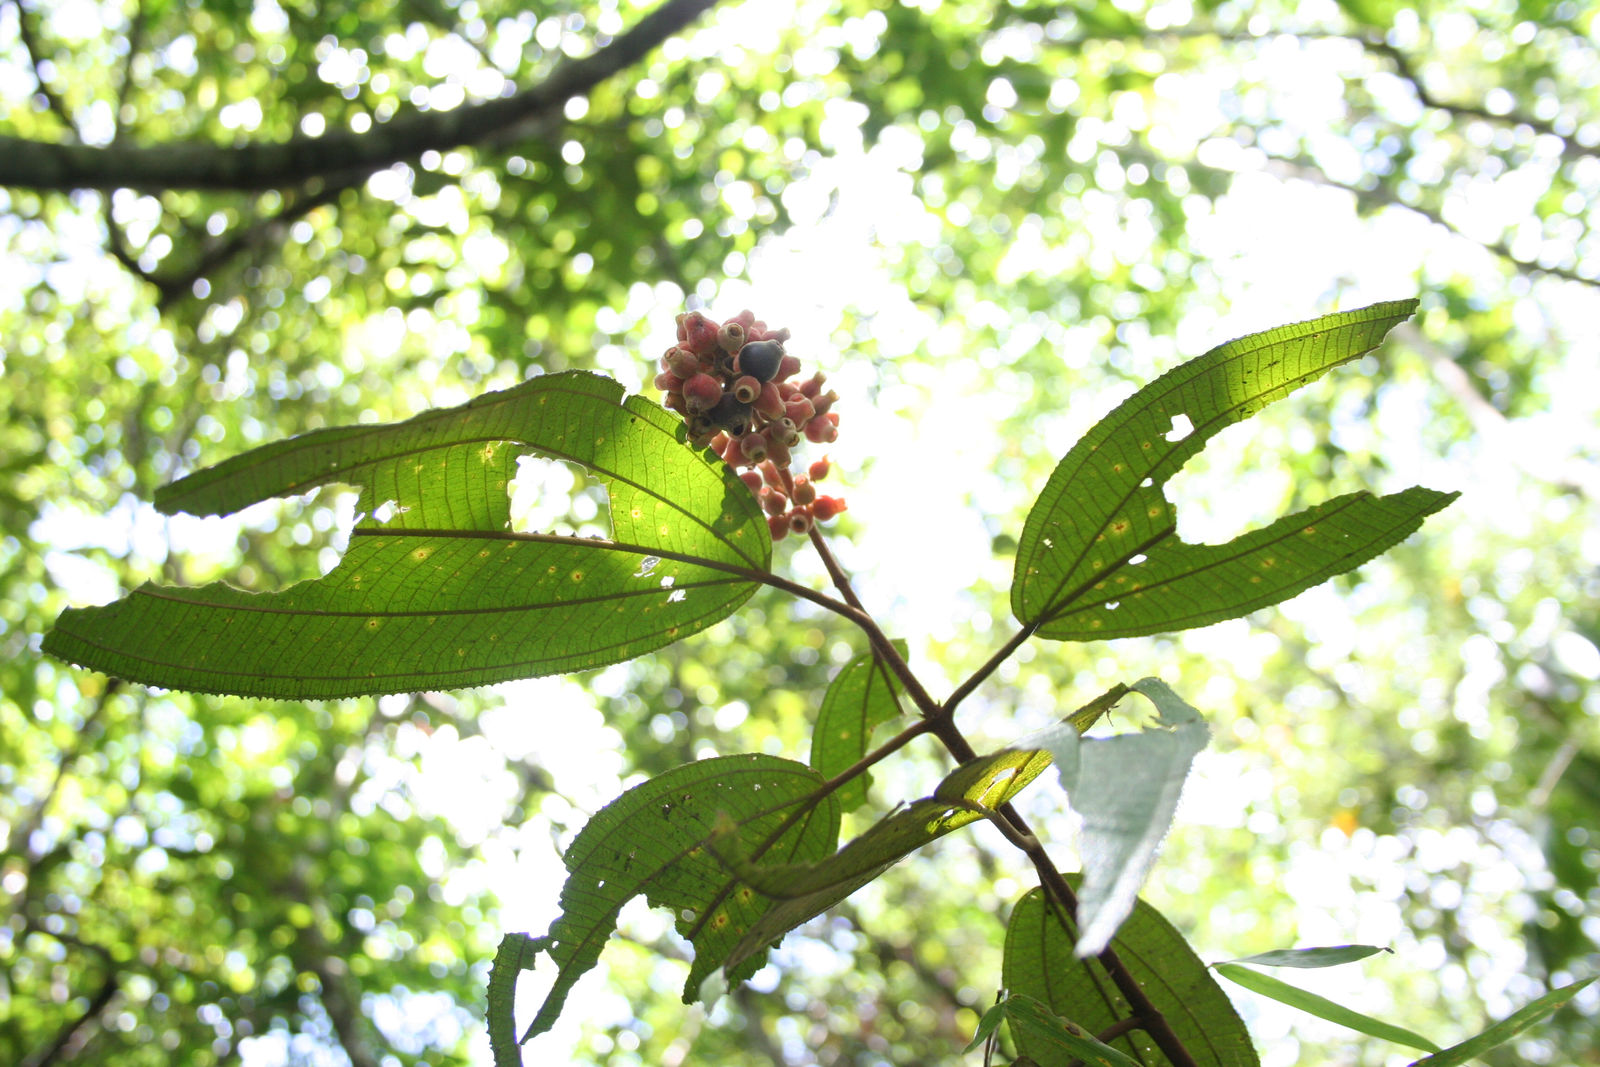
767, 514, 789, 541
739, 432, 768, 463
800, 371, 827, 399
755, 381, 785, 419
683, 372, 723, 413
775, 354, 802, 381
739, 470, 764, 493
791, 476, 816, 507
732, 375, 762, 404
733, 340, 784, 383
787, 510, 813, 535
761, 488, 788, 516
717, 321, 747, 354
678, 310, 719, 354
811, 390, 837, 417
812, 495, 848, 521
808, 456, 830, 482
665, 347, 701, 379
783, 397, 815, 425
654, 371, 683, 393
804, 415, 837, 444
759, 460, 784, 489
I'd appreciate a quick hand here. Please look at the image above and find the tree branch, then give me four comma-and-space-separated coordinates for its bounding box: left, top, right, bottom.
0, 0, 720, 192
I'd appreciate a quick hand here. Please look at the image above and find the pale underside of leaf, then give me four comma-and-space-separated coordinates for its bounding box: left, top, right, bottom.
44, 372, 771, 698
1004, 885, 1259, 1067
1013, 300, 1455, 640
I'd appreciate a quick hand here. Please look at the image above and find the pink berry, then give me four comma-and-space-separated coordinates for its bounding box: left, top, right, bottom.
761, 488, 788, 516
740, 470, 763, 492
755, 381, 785, 419
680, 311, 719, 354
683, 372, 723, 413
655, 371, 683, 393
787, 510, 813, 535
791, 476, 816, 507
739, 432, 769, 463
722, 436, 748, 467
808, 456, 830, 482
801, 371, 826, 399
666, 347, 701, 379
732, 375, 762, 404
775, 354, 802, 381
767, 515, 789, 541
804, 416, 837, 444
812, 495, 848, 521
783, 397, 815, 425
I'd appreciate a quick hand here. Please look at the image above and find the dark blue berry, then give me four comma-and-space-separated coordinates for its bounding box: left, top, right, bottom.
707, 394, 754, 437
733, 340, 784, 383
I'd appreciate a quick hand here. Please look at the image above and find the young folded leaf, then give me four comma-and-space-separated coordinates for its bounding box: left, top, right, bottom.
1223, 944, 1391, 969
809, 640, 909, 811
1213, 964, 1440, 1053
43, 372, 770, 698
1004, 884, 1258, 1067
1405, 975, 1596, 1066
519, 754, 838, 1043
1013, 300, 1457, 639
715, 747, 1055, 976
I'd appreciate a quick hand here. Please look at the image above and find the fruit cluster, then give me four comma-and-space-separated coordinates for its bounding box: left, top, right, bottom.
655, 309, 846, 539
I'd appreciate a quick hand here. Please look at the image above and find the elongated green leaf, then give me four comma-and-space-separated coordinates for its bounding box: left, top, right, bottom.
1005, 884, 1258, 1067
521, 754, 838, 1042
1212, 963, 1439, 1053
810, 641, 908, 811
1001, 994, 1144, 1067
1407, 976, 1597, 1066
1224, 945, 1391, 969
43, 372, 771, 698
718, 747, 1055, 975
1013, 301, 1458, 639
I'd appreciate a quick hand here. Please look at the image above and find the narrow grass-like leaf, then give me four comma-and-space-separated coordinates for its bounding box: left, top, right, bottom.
1005, 884, 1258, 1066
1013, 301, 1457, 639
964, 999, 1009, 1054
1001, 994, 1144, 1067
1213, 963, 1439, 1053
718, 747, 1055, 975
1406, 976, 1596, 1066
520, 754, 838, 1042
44, 372, 771, 698
1224, 945, 1391, 969
810, 640, 908, 811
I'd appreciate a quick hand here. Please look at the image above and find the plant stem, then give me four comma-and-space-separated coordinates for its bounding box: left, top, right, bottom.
926, 717, 1200, 1067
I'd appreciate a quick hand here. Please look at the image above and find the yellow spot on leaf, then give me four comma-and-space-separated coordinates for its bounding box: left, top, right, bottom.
411, 548, 430, 562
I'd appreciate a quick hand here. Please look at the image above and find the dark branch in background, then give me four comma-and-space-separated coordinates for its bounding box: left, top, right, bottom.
10, 0, 75, 132
0, 0, 720, 192
20, 973, 119, 1067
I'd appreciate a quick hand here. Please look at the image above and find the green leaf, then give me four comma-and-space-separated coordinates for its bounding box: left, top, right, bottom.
809, 640, 908, 811
1406, 976, 1597, 1066
1212, 963, 1440, 1053
1013, 300, 1458, 639
43, 372, 771, 698
1004, 884, 1259, 1066
1001, 993, 1144, 1067
717, 747, 1056, 976
520, 754, 838, 1043
1223, 945, 1392, 969
1039, 678, 1210, 956
487, 933, 540, 1067
964, 999, 1009, 1054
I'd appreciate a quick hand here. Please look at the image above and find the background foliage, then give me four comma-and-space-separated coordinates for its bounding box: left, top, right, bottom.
3, 0, 1598, 1063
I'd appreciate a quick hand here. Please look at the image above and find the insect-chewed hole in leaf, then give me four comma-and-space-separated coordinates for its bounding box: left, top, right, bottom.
1128, 553, 1148, 565
1164, 413, 1195, 442
369, 498, 410, 524
508, 455, 612, 538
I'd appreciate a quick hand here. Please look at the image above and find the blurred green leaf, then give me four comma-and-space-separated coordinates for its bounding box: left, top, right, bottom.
1223, 945, 1392, 969
1013, 301, 1457, 639
810, 640, 908, 811
1406, 976, 1598, 1066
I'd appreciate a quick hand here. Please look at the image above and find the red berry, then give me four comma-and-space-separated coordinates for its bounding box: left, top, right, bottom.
804, 415, 837, 444
732, 375, 762, 404
808, 456, 830, 482
812, 495, 848, 521
683, 372, 723, 413
755, 381, 785, 419
740, 470, 763, 492
791, 476, 816, 507
680, 311, 719, 354
800, 371, 826, 399
767, 514, 789, 541
783, 397, 815, 425
761, 488, 788, 516
811, 390, 837, 417
739, 432, 769, 463
787, 510, 813, 535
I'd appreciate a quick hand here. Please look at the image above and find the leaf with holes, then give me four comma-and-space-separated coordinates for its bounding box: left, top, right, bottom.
43, 372, 770, 698
715, 747, 1055, 976
1013, 300, 1457, 639
520, 755, 839, 1044
1005, 883, 1258, 1067
810, 640, 908, 811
